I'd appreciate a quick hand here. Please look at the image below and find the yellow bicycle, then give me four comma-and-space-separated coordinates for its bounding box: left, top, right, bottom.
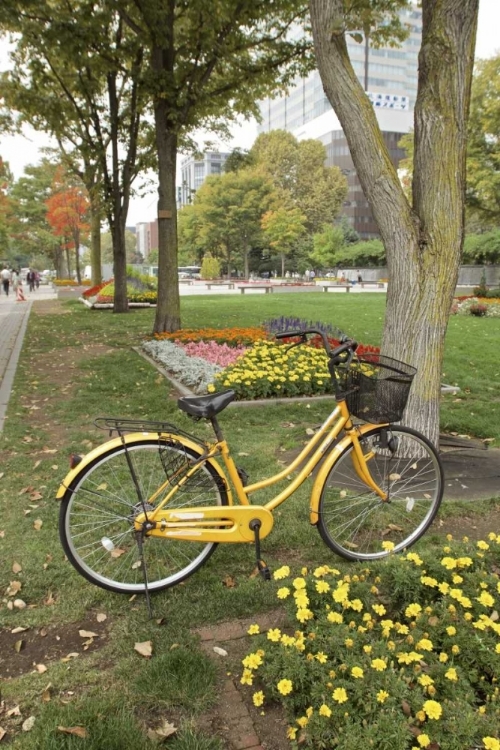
57, 329, 444, 600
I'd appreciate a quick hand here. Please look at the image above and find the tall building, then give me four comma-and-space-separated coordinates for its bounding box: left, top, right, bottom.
257, 5, 422, 239
135, 221, 158, 260
178, 151, 230, 207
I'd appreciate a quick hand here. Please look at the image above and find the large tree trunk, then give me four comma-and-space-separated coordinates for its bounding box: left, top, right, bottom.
74, 228, 81, 284
309, 0, 478, 446
110, 213, 128, 313
152, 118, 180, 333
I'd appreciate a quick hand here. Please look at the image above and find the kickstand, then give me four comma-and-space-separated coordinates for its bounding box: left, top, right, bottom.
135, 530, 154, 619
249, 519, 271, 581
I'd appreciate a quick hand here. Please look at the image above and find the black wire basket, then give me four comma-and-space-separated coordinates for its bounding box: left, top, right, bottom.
337, 353, 416, 423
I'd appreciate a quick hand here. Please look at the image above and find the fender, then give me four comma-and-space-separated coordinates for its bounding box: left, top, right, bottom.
55, 431, 228, 500
309, 423, 388, 524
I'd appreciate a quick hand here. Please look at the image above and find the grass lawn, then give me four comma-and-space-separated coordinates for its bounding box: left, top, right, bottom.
0, 292, 499, 748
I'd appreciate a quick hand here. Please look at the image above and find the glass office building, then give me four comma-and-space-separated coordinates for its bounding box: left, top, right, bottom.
179, 151, 230, 207
257, 6, 422, 238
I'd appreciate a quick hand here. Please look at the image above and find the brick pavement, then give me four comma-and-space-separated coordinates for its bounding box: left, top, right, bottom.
193, 611, 286, 750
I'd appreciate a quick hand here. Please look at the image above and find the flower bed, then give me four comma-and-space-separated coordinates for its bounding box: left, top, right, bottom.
241, 535, 500, 750
153, 327, 266, 347
452, 297, 500, 317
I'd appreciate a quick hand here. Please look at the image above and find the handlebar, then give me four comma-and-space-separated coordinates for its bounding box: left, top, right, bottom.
275, 328, 358, 365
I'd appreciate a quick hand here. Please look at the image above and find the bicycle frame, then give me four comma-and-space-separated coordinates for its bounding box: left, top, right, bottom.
133, 399, 388, 544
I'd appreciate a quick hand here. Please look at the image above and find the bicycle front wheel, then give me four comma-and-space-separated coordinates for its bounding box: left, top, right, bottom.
317, 425, 443, 561
59, 437, 228, 594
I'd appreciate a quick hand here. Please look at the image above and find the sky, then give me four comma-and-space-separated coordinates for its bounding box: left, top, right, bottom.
1, 0, 499, 226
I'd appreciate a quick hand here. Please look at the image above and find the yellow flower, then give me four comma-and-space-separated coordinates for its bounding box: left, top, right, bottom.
496, 644, 500, 654
372, 604, 386, 616
418, 675, 434, 687
242, 652, 263, 669
296, 716, 308, 728
439, 652, 448, 663
277, 679, 293, 696
252, 691, 264, 707
371, 658, 387, 671
452, 574, 463, 584
483, 739, 500, 750
306, 707, 313, 718
451, 645, 460, 655
277, 587, 290, 599
382, 540, 395, 551
349, 598, 363, 611
405, 603, 422, 618
477, 540, 489, 550
441, 557, 457, 570
296, 608, 314, 623
456, 556, 473, 568
327, 612, 343, 624
445, 668, 458, 681
416, 710, 426, 722
332, 687, 348, 704
273, 566, 290, 580
240, 669, 253, 685
247, 624, 260, 635
316, 580, 330, 594
416, 639, 433, 652
267, 628, 281, 642
319, 704, 332, 717
351, 667, 364, 678
438, 582, 450, 594
316, 652, 328, 664
422, 700, 443, 720
333, 584, 350, 603
417, 735, 431, 748
344, 638, 354, 648
293, 577, 307, 590
286, 727, 297, 740
363, 645, 372, 654
421, 576, 438, 587
446, 626, 456, 636
377, 690, 389, 703
477, 591, 495, 607
407, 552, 423, 566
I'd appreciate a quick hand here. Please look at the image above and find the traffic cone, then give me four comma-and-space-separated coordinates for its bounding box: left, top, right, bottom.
16, 284, 26, 302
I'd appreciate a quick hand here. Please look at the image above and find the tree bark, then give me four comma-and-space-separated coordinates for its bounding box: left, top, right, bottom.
152, 120, 180, 333
309, 0, 478, 446
89, 200, 102, 286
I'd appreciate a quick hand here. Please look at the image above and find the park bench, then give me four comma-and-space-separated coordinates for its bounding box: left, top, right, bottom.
238, 285, 274, 294
321, 284, 351, 293
359, 281, 385, 289
206, 281, 235, 290
178, 279, 194, 285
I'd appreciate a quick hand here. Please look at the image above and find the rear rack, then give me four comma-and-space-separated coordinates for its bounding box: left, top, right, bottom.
94, 418, 204, 444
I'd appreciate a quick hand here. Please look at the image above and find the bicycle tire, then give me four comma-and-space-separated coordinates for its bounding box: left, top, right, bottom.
59, 437, 229, 594
317, 425, 444, 561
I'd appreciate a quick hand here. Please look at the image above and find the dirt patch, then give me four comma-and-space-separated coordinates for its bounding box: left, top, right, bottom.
0, 616, 109, 680
31, 300, 71, 315
433, 505, 500, 541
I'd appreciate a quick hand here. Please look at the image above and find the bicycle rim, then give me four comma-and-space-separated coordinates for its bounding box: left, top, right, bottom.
317, 426, 443, 561
59, 439, 228, 593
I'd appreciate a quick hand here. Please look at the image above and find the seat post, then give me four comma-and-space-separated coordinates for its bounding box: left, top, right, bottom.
210, 415, 225, 442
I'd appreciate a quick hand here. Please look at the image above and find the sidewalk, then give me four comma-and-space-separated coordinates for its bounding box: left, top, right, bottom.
0, 285, 58, 431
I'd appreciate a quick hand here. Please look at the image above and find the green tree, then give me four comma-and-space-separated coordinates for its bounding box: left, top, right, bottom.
179, 170, 276, 278
310, 0, 479, 445
0, 157, 13, 254
251, 130, 348, 234
101, 230, 139, 264
261, 205, 307, 277
200, 253, 220, 280
116, 0, 313, 333
466, 55, 500, 227
463, 230, 500, 265
0, 0, 154, 307
310, 224, 345, 270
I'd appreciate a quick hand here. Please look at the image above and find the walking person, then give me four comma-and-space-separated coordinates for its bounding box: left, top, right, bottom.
11, 269, 19, 294
27, 269, 35, 292
1, 267, 11, 296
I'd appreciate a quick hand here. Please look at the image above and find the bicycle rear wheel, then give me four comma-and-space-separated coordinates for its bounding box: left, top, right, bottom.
317, 425, 443, 561
59, 437, 228, 594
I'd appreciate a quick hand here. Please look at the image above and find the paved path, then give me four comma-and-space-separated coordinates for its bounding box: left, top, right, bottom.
0, 285, 57, 431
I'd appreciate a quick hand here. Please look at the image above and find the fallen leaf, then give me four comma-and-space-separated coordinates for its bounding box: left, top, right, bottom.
11, 626, 28, 634
14, 640, 23, 653
12, 562, 22, 574
18, 486, 33, 495
213, 646, 228, 657
401, 699, 412, 717
305, 428, 315, 436
96, 613, 107, 623
428, 616, 439, 627
44, 592, 55, 606
13, 599, 27, 609
110, 548, 125, 558
6, 706, 21, 717
30, 492, 43, 501
0, 727, 5, 741
131, 560, 142, 569
6, 581, 22, 596
33, 519, 43, 531
222, 575, 237, 588
389, 473, 401, 481
57, 726, 87, 738
78, 629, 98, 639
22, 716, 35, 732
35, 664, 48, 674
155, 720, 177, 739
134, 641, 153, 658
33, 460, 42, 469
41, 684, 52, 702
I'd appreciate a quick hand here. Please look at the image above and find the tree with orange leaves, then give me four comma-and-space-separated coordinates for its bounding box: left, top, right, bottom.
46, 173, 89, 283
